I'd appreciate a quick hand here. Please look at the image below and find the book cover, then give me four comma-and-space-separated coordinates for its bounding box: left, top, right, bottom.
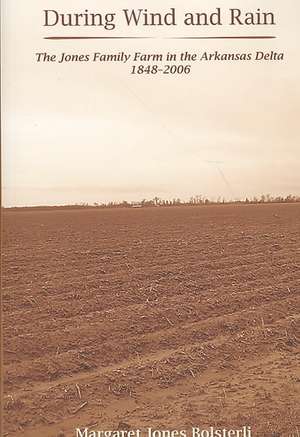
1, 1, 299, 437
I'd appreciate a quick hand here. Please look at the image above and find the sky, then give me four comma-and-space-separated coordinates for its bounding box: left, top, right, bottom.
2, 0, 300, 206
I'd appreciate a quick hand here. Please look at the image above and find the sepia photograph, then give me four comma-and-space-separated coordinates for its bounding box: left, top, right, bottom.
1, 1, 299, 436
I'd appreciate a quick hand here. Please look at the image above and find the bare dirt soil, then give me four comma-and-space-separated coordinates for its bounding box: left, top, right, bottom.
2, 204, 300, 437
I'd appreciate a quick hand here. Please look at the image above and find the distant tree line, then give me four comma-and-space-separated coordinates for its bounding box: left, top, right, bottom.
82, 194, 300, 209
4, 194, 300, 210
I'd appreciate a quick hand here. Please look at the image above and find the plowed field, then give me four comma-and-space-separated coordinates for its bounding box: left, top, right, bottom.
2, 204, 300, 437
